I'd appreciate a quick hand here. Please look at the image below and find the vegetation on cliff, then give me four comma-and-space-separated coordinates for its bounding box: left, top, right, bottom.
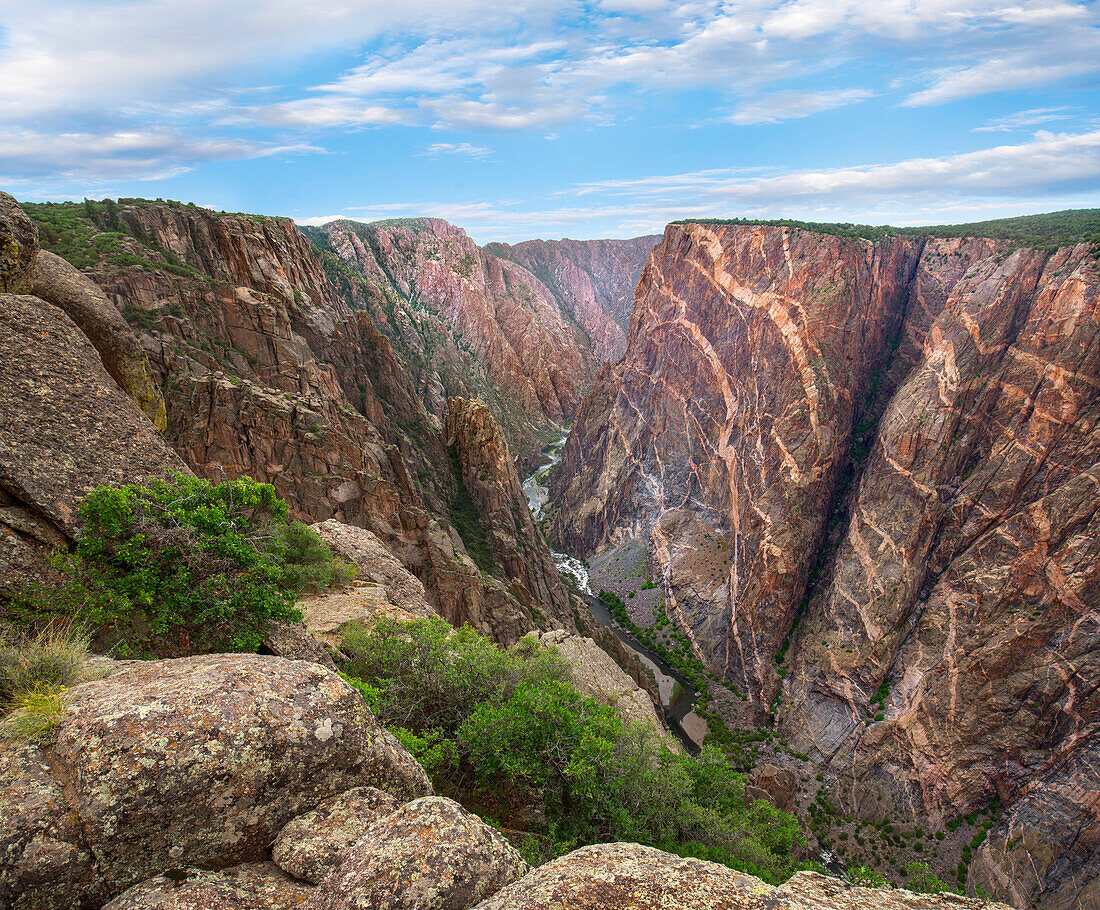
338, 615, 808, 884
9, 475, 352, 657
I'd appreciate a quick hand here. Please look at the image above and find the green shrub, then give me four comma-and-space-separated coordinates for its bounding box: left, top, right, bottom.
906, 861, 957, 895
11, 474, 350, 657
261, 521, 356, 595
340, 616, 808, 884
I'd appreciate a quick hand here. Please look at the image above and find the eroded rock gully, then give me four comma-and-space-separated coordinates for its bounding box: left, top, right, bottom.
551, 222, 1100, 907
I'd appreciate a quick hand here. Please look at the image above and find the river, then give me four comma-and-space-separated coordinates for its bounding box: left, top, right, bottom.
522, 435, 702, 753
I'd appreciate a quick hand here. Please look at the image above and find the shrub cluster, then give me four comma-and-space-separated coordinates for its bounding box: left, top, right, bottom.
12, 474, 352, 657
340, 616, 807, 882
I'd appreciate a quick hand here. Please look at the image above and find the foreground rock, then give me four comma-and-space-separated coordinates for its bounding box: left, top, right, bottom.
311, 796, 528, 910
0, 654, 431, 907
102, 863, 312, 910
30, 249, 166, 430
472, 843, 1011, 910
272, 786, 398, 884
0, 741, 103, 910
0, 191, 38, 293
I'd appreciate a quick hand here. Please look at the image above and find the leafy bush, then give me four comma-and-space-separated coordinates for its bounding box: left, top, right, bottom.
906, 861, 957, 895
340, 616, 807, 883
14, 474, 349, 657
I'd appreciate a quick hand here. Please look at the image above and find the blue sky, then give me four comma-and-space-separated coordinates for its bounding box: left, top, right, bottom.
2, 1, 1099, 242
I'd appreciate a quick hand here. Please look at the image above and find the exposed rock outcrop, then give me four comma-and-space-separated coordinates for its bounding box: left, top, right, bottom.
0, 741, 104, 910
0, 191, 37, 293
310, 796, 529, 910
0, 293, 187, 595
30, 250, 166, 430
444, 397, 575, 630
485, 235, 660, 363
102, 863, 312, 910
551, 222, 1100, 907
17, 197, 573, 649
272, 786, 398, 884
472, 842, 1011, 910
534, 628, 675, 749
0, 654, 431, 908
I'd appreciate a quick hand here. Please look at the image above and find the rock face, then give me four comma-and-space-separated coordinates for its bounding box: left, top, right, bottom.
19, 197, 574, 648
0, 741, 104, 910
308, 219, 588, 467
272, 786, 398, 884
101, 863, 313, 910
534, 629, 674, 749
554, 224, 923, 690
0, 293, 187, 595
443, 397, 574, 628
485, 235, 660, 363
551, 223, 1100, 907
472, 842, 1009, 910
30, 250, 166, 430
0, 191, 38, 293
310, 796, 529, 910
0, 653, 431, 908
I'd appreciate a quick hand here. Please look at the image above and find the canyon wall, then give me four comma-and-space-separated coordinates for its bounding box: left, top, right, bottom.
485, 235, 660, 363
307, 219, 589, 468
21, 199, 576, 644
551, 222, 1100, 907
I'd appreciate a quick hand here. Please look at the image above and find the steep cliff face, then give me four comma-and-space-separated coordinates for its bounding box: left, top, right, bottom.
307, 219, 589, 468
551, 222, 1100, 906
553, 224, 924, 691
23, 198, 575, 644
485, 235, 660, 363
443, 397, 574, 626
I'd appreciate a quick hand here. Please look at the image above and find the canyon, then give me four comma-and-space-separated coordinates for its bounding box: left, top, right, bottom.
551, 221, 1100, 909
305, 219, 657, 470
1, 191, 1097, 910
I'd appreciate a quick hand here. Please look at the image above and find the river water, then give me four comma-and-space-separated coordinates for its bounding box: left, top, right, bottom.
522, 436, 702, 752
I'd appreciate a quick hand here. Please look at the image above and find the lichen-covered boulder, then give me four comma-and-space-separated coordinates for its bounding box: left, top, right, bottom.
272, 786, 398, 884
262, 621, 337, 671
30, 249, 167, 430
0, 740, 104, 910
102, 863, 313, 910
311, 796, 528, 910
50, 654, 431, 895
0, 191, 37, 293
472, 844, 1013, 910
470, 843, 765, 910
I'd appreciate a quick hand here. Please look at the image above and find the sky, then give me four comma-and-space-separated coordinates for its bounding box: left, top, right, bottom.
2, 1, 1099, 242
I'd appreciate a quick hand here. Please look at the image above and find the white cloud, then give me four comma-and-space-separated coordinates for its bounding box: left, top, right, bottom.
973, 106, 1077, 132
0, 128, 318, 183
423, 142, 491, 158
298, 129, 1100, 242
730, 88, 874, 124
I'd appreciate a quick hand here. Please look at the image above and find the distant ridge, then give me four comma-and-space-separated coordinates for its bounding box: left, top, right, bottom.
673, 208, 1100, 250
